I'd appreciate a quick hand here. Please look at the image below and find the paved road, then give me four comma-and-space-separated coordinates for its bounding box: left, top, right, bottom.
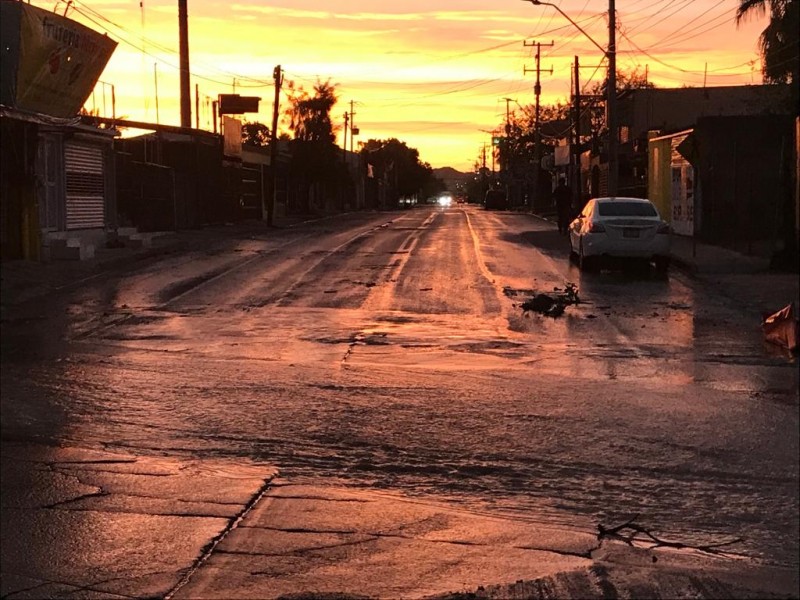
2, 206, 797, 598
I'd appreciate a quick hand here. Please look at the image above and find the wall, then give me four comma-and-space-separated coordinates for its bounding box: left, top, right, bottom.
692, 115, 793, 248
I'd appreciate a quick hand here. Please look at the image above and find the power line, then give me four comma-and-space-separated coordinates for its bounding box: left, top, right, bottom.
623, 0, 694, 36
646, 6, 735, 49
618, 27, 717, 75
645, 0, 727, 46
68, 0, 275, 88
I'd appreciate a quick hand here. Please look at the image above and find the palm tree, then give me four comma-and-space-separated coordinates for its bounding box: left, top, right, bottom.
736, 0, 799, 85
284, 79, 349, 212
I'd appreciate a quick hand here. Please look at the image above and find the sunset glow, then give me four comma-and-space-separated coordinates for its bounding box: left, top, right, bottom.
44, 0, 770, 171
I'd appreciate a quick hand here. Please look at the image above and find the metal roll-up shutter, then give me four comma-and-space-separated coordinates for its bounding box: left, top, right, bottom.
65, 143, 105, 229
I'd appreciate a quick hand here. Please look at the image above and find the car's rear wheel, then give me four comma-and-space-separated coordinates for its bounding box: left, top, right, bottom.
578, 242, 594, 271
654, 255, 670, 274
569, 248, 578, 263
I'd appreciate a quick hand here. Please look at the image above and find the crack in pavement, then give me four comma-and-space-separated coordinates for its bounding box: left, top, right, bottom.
248, 525, 597, 559
2, 573, 141, 600
260, 494, 372, 503
163, 474, 278, 600
44, 490, 108, 509
52, 459, 139, 466
517, 543, 599, 560
218, 536, 381, 559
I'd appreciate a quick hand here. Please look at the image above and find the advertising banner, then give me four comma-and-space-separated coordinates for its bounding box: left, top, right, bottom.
223, 116, 243, 158
670, 135, 694, 236
10, 3, 116, 117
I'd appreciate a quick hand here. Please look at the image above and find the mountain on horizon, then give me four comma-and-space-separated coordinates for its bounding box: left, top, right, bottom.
433, 167, 472, 193
433, 166, 471, 181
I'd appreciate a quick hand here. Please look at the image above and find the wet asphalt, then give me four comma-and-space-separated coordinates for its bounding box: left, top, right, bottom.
1, 206, 798, 599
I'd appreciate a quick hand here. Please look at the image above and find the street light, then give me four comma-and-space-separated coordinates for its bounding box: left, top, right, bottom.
522, 0, 618, 196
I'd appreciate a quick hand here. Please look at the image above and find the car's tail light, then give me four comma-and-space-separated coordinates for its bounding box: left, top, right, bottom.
588, 222, 606, 233
657, 222, 671, 234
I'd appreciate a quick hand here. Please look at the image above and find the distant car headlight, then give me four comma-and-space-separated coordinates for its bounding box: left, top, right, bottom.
438, 196, 452, 206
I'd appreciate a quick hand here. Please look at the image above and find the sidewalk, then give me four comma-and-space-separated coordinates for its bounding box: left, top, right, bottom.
0, 215, 326, 312
669, 233, 799, 317
2, 442, 796, 599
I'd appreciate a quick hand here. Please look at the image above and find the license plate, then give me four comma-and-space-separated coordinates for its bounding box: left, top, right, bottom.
623, 228, 639, 238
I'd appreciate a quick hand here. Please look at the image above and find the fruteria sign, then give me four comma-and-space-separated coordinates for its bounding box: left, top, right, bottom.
3, 3, 117, 118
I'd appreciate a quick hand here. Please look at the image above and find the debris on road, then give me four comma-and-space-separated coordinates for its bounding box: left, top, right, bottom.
762, 303, 798, 352
598, 515, 743, 556
520, 283, 580, 318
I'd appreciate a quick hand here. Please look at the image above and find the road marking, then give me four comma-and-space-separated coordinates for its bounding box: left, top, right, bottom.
463, 209, 506, 310
360, 212, 436, 312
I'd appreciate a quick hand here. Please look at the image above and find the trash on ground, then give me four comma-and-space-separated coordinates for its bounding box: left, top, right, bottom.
520, 283, 579, 318
762, 302, 798, 352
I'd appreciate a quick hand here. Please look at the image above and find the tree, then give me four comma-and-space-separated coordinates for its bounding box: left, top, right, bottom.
489, 69, 656, 207
500, 68, 655, 161
241, 121, 270, 147
360, 138, 441, 202
736, 0, 799, 85
285, 79, 338, 144
284, 79, 350, 211
579, 67, 655, 148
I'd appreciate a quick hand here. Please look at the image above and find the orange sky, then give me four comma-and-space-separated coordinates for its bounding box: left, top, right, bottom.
39, 0, 769, 171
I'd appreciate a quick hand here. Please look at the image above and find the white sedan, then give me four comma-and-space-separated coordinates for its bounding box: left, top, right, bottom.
569, 197, 671, 272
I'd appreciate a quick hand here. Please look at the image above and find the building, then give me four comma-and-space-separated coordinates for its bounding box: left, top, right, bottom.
1, 1, 117, 260
649, 114, 796, 260
575, 84, 793, 203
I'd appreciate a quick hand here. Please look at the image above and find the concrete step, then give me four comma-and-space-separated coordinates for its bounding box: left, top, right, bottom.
46, 236, 95, 261
116, 227, 154, 249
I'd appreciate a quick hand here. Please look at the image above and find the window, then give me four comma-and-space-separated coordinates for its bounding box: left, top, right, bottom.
597, 201, 657, 217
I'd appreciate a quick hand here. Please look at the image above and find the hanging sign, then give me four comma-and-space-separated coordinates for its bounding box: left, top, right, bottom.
2, 2, 117, 117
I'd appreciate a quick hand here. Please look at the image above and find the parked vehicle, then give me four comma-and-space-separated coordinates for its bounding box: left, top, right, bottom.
568, 197, 671, 272
484, 189, 508, 210
398, 197, 417, 209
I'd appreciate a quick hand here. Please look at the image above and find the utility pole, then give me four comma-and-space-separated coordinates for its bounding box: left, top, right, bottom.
522, 0, 618, 197
343, 111, 349, 164
178, 0, 191, 128
501, 98, 514, 170
503, 97, 513, 137
572, 56, 581, 211
607, 0, 618, 196
349, 100, 356, 160
154, 62, 160, 125
524, 40, 553, 211
502, 97, 516, 203
267, 64, 283, 226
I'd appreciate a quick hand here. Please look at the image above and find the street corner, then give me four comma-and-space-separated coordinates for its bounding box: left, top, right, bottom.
0, 442, 278, 599
173, 483, 598, 599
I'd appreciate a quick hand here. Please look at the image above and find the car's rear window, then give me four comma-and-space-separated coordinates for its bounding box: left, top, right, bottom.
597, 201, 658, 217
